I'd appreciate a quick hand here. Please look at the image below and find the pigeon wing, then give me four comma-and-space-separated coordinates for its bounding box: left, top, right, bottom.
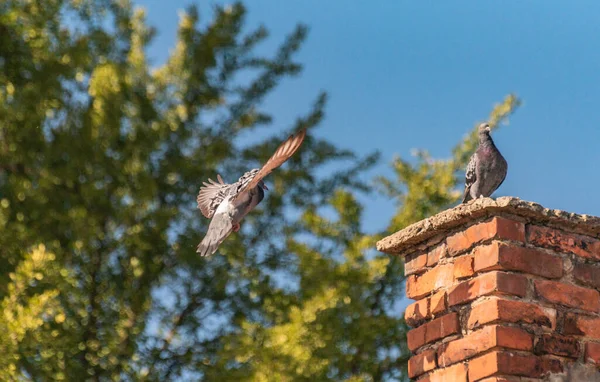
461, 153, 478, 203
196, 209, 233, 257
197, 174, 231, 218
232, 128, 306, 201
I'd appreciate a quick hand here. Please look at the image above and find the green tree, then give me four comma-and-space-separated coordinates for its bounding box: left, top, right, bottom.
0, 0, 520, 380
0, 0, 375, 380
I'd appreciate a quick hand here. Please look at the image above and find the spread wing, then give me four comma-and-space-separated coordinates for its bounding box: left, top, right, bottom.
461, 153, 478, 203
465, 154, 477, 187
233, 128, 306, 201
196, 209, 233, 257
197, 174, 231, 218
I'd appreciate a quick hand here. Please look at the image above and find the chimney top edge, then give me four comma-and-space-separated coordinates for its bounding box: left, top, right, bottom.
376, 197, 600, 255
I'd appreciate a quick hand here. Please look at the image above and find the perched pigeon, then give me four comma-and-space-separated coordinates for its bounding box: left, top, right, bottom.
461, 123, 508, 203
196, 129, 307, 256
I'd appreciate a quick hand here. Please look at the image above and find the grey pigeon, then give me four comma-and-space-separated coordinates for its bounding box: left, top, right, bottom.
462, 123, 507, 203
196, 129, 307, 256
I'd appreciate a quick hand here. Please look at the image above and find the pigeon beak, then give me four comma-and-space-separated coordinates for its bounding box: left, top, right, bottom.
262, 183, 269, 191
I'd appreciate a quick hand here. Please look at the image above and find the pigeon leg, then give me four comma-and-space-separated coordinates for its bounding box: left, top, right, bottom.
232, 223, 241, 232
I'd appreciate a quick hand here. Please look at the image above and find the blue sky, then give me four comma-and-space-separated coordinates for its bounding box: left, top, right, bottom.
135, 0, 600, 232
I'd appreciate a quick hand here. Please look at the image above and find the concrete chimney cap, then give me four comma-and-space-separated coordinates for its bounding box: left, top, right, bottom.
376, 196, 600, 255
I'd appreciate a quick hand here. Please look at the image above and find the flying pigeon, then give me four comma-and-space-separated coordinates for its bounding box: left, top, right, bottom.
461, 123, 508, 203
196, 129, 307, 256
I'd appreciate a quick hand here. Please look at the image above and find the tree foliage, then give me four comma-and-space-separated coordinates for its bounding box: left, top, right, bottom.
0, 1, 519, 380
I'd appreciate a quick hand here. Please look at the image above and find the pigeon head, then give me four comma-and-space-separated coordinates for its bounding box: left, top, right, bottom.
478, 123, 492, 143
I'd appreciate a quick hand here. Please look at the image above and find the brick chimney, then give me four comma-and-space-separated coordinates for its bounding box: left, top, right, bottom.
377, 197, 600, 382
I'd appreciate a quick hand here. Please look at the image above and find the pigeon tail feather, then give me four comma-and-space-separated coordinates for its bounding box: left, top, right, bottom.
461, 189, 473, 203
197, 235, 220, 257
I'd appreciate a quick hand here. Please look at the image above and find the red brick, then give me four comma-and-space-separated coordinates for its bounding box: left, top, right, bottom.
405, 298, 429, 327
477, 378, 522, 382
404, 292, 448, 326
448, 271, 527, 307
405, 252, 428, 276
528, 225, 600, 260
407, 327, 426, 352
535, 279, 600, 313
453, 255, 474, 279
494, 327, 535, 351
573, 263, 600, 290
419, 362, 467, 382
424, 313, 460, 346
473, 241, 563, 279
430, 290, 447, 316
563, 314, 600, 339
427, 243, 446, 267
534, 333, 580, 358
408, 349, 436, 378
407, 313, 460, 351
446, 217, 525, 256
407, 263, 454, 300
467, 297, 556, 330
438, 325, 532, 367
468, 351, 562, 381
585, 342, 600, 364
405, 243, 448, 277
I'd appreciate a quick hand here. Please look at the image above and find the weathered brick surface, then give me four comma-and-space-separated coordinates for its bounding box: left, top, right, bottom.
408, 349, 436, 378
468, 297, 556, 330
585, 342, 600, 364
534, 279, 600, 313
493, 326, 535, 352
448, 271, 527, 307
422, 312, 460, 346
429, 290, 446, 316
528, 225, 600, 260
405, 292, 448, 327
534, 333, 580, 358
446, 217, 525, 256
407, 312, 460, 351
573, 263, 600, 290
468, 351, 562, 381
405, 243, 448, 276
427, 243, 446, 267
473, 241, 563, 279
563, 314, 600, 339
453, 255, 474, 280
405, 252, 428, 276
419, 362, 467, 382
407, 263, 454, 300
437, 325, 532, 367
405, 298, 429, 327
